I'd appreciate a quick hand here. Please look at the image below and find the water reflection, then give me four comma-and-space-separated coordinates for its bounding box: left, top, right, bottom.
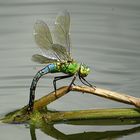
30, 123, 140, 140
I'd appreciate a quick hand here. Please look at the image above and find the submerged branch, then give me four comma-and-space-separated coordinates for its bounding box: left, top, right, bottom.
43, 108, 140, 125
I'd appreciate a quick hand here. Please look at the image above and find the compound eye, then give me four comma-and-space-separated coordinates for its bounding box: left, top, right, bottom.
79, 67, 86, 77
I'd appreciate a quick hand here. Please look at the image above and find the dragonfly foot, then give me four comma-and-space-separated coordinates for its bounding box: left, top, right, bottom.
54, 90, 59, 99
72, 82, 76, 86
92, 85, 96, 90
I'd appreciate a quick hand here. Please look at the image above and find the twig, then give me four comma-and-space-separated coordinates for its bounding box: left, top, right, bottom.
33, 86, 140, 110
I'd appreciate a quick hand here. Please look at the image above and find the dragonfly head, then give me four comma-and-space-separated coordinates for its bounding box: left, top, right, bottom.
79, 63, 90, 77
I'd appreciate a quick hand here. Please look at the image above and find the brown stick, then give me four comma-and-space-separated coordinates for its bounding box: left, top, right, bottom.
33, 86, 140, 111
33, 86, 69, 110
72, 86, 140, 108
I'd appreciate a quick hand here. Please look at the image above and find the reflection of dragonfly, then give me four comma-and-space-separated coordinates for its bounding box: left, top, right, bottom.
28, 10, 93, 112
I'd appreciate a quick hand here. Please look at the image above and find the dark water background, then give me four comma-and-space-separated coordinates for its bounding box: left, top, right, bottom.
0, 0, 140, 139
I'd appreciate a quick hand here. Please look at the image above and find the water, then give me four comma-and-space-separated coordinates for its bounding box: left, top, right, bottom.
0, 0, 140, 139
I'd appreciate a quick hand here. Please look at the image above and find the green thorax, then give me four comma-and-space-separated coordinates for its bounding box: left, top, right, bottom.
56, 61, 80, 75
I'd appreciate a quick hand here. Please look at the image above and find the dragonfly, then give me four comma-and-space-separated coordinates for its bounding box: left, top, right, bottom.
28, 10, 93, 112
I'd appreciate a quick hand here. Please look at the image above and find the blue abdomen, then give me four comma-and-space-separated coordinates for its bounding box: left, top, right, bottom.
41, 63, 58, 74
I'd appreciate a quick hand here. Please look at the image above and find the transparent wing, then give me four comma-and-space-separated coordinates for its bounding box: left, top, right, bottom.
53, 10, 72, 57
52, 44, 71, 61
34, 19, 72, 62
34, 20, 61, 61
34, 20, 53, 50
32, 54, 58, 64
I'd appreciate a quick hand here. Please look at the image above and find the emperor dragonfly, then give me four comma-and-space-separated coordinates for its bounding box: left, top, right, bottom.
28, 10, 93, 112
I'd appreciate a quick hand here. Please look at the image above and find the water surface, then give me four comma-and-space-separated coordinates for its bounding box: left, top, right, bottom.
0, 0, 140, 139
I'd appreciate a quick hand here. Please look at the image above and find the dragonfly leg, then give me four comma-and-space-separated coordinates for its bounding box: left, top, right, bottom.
53, 74, 73, 97
67, 73, 77, 91
79, 75, 96, 89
